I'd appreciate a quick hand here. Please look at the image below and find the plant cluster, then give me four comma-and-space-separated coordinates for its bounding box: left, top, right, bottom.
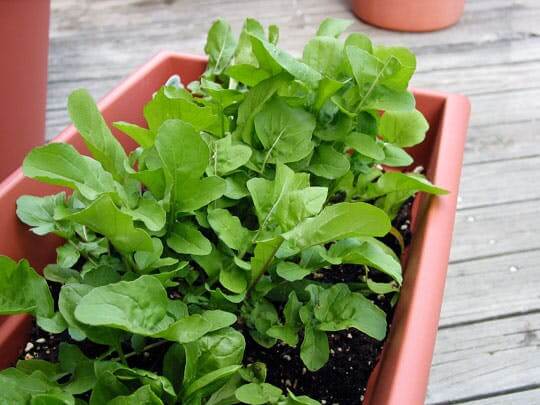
0, 18, 445, 404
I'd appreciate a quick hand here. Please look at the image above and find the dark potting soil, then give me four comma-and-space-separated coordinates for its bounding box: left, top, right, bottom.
17, 198, 414, 405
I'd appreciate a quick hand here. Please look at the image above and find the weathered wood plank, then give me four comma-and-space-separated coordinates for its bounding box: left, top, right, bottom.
440, 249, 540, 327
467, 87, 540, 128
414, 60, 540, 96
457, 156, 540, 210
466, 387, 540, 404
450, 199, 540, 263
463, 120, 538, 164
426, 313, 540, 404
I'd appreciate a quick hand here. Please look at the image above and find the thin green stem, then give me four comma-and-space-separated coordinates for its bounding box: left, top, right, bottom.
110, 340, 169, 362
116, 345, 127, 365
68, 239, 97, 266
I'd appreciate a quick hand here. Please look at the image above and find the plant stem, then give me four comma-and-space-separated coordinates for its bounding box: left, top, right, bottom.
110, 340, 170, 362
68, 239, 97, 266
116, 345, 127, 365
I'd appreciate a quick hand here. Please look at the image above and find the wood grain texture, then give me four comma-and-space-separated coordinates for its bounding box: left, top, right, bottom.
440, 250, 540, 327
426, 313, 540, 404
467, 388, 540, 404
47, 0, 540, 403
458, 156, 540, 210
451, 199, 540, 263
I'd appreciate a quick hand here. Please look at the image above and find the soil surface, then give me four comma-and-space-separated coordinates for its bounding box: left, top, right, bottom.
18, 198, 413, 405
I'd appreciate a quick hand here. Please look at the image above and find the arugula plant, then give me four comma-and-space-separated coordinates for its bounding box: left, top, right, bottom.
0, 17, 446, 404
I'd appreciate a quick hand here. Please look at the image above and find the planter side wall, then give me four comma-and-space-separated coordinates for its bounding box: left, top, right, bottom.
0, 52, 470, 405
364, 91, 470, 405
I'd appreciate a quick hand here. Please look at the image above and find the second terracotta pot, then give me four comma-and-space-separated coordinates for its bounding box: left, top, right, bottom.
352, 0, 465, 32
0, 0, 50, 180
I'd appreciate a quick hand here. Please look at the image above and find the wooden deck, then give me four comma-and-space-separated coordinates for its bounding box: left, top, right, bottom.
47, 0, 540, 403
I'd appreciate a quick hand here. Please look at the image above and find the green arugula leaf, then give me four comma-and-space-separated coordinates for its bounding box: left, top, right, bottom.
309, 283, 388, 340
220, 263, 249, 294
68, 89, 128, 182
243, 298, 280, 348
59, 283, 123, 345
276, 262, 311, 282
205, 134, 252, 176
283, 202, 391, 249
250, 237, 284, 285
125, 197, 166, 232
0, 256, 53, 318
194, 327, 245, 377
155, 119, 209, 181
108, 385, 163, 404
225, 64, 271, 87
144, 88, 220, 135
373, 46, 416, 91
74, 275, 174, 335
248, 164, 327, 234
167, 222, 212, 255
58, 343, 97, 395
254, 97, 316, 168
208, 208, 252, 252
16, 193, 67, 236
156, 314, 212, 344
205, 19, 237, 75
23, 143, 119, 202
345, 132, 385, 160
267, 291, 302, 346
113, 121, 154, 148
303, 37, 344, 79
236, 73, 289, 144
380, 143, 413, 167
346, 46, 399, 89
379, 110, 429, 147
0, 368, 75, 404
300, 325, 329, 372
233, 18, 264, 66
155, 119, 225, 213
308, 143, 350, 179
68, 195, 153, 253
316, 17, 352, 38
328, 237, 402, 284
56, 243, 80, 268
249, 34, 322, 87
235, 382, 282, 404
183, 365, 242, 399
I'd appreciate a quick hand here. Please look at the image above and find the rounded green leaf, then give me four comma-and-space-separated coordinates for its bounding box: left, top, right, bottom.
379, 110, 429, 148
235, 383, 282, 405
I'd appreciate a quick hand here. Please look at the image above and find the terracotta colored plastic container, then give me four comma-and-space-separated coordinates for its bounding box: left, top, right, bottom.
352, 0, 465, 32
0, 52, 470, 404
0, 0, 50, 180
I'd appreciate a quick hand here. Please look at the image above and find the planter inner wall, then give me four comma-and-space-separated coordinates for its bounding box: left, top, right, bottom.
0, 52, 469, 405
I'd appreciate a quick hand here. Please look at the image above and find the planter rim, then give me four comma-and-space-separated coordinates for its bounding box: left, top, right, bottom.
0, 51, 470, 405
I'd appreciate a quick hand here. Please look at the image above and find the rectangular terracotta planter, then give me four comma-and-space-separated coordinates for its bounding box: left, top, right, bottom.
0, 52, 470, 405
